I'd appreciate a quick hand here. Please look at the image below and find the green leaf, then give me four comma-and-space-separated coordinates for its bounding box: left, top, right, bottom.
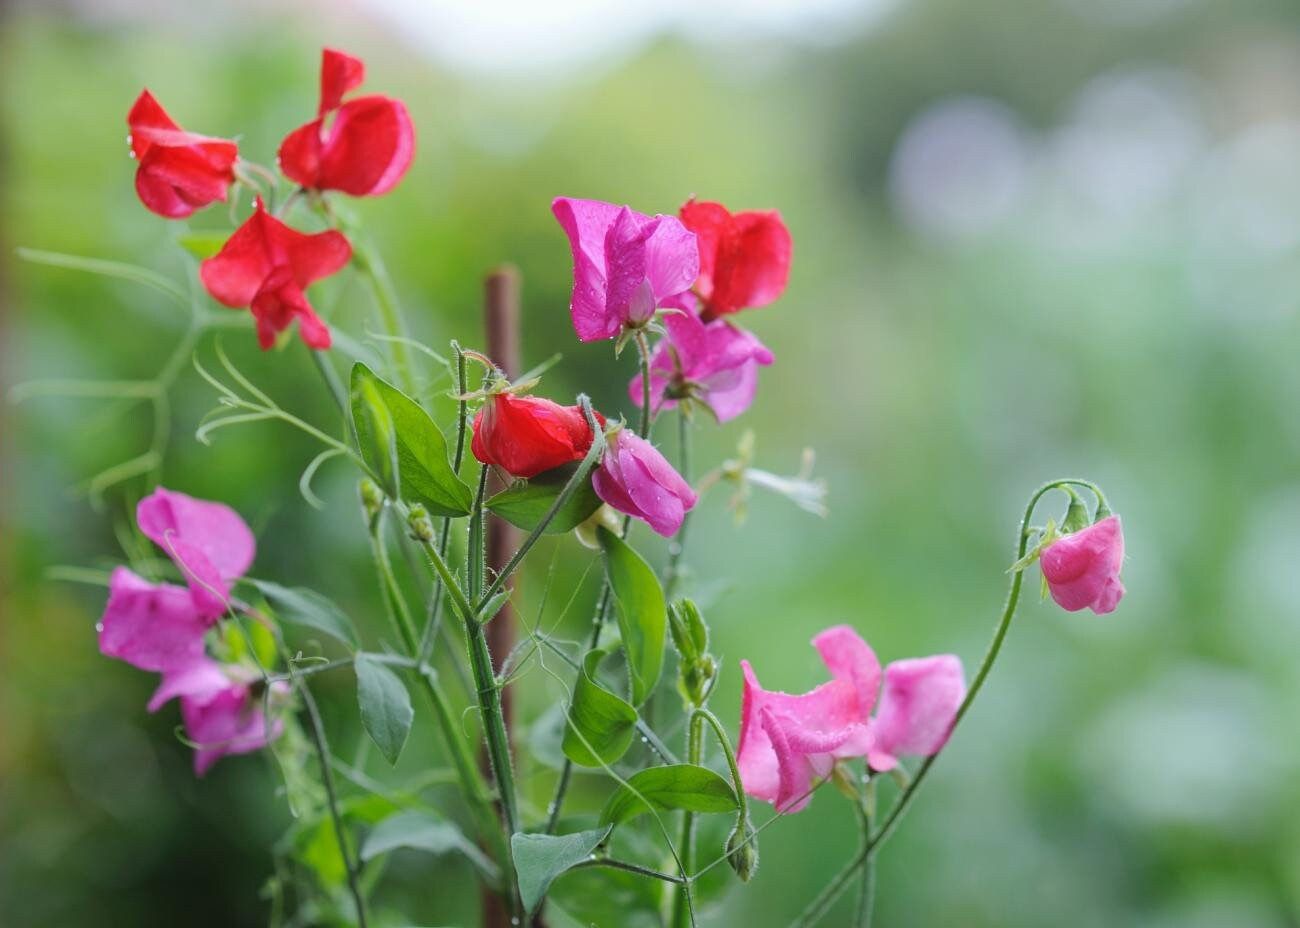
355, 654, 414, 765
354, 375, 399, 497
598, 527, 667, 706
176, 231, 229, 260
486, 464, 603, 534
512, 826, 612, 915
350, 363, 472, 516
562, 650, 637, 768
599, 764, 738, 827
360, 810, 498, 879
249, 579, 357, 647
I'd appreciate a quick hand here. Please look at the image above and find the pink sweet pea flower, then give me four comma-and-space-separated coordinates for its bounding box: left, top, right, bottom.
148, 656, 286, 776
737, 625, 965, 812
1039, 515, 1126, 615
136, 487, 256, 618
98, 567, 212, 672
628, 306, 774, 422
552, 197, 699, 342
591, 429, 697, 537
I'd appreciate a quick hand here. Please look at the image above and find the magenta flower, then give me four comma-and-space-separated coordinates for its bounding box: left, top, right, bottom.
737, 625, 965, 812
136, 487, 256, 617
98, 567, 213, 672
1040, 515, 1126, 615
629, 307, 774, 422
592, 429, 697, 537
552, 197, 699, 342
150, 656, 286, 776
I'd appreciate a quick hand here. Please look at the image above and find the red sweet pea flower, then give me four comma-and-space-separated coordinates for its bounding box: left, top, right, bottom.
471, 393, 605, 479
127, 90, 238, 219
199, 199, 352, 350
679, 199, 792, 320
279, 48, 415, 197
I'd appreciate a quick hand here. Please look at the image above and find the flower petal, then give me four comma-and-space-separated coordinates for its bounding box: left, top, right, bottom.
1039, 515, 1126, 615
867, 655, 965, 771
98, 567, 210, 673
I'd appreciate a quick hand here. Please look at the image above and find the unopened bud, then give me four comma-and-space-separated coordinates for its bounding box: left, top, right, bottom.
407, 504, 435, 543
359, 479, 385, 519
726, 817, 759, 882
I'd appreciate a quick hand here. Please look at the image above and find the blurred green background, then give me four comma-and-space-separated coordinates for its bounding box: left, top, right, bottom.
4, 0, 1300, 925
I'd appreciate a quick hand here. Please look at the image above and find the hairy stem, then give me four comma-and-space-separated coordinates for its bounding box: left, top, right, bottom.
670, 712, 705, 927
353, 240, 417, 397
665, 407, 692, 596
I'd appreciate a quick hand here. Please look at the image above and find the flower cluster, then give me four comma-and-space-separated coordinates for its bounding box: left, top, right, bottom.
128, 48, 413, 350
98, 488, 283, 774
738, 625, 965, 812
469, 194, 792, 537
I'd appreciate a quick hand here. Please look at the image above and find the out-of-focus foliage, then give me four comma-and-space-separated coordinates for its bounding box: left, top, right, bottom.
4, 1, 1300, 925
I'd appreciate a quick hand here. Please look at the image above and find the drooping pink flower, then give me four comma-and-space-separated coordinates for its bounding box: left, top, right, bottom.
199, 198, 352, 349
148, 656, 286, 776
1040, 515, 1126, 615
136, 487, 256, 618
279, 48, 416, 197
679, 199, 792, 321
628, 307, 774, 422
127, 90, 238, 219
591, 429, 697, 537
98, 567, 212, 672
737, 625, 964, 812
552, 197, 699, 342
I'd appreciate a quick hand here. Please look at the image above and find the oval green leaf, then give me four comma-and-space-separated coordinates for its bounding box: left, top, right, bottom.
361, 809, 497, 880
248, 578, 357, 647
562, 649, 637, 768
599, 764, 738, 827
512, 825, 612, 915
597, 527, 666, 706
350, 363, 472, 516
355, 653, 414, 765
486, 463, 603, 534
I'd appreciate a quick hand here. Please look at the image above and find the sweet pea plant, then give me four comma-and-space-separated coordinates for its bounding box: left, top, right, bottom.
24, 48, 1128, 928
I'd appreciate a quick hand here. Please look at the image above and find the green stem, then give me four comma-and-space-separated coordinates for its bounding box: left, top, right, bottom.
665, 407, 692, 596
310, 347, 348, 415
571, 857, 686, 884
293, 673, 369, 928
354, 240, 417, 397
635, 329, 653, 438
414, 505, 521, 918
670, 713, 705, 928
418, 343, 468, 664
855, 779, 876, 928
789, 480, 1081, 928
367, 513, 503, 866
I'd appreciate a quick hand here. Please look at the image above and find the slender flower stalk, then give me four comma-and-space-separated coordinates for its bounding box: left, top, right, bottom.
293, 670, 369, 928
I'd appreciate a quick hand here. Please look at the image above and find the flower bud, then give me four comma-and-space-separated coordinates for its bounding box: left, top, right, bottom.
359, 479, 384, 520
726, 816, 759, 883
407, 503, 435, 543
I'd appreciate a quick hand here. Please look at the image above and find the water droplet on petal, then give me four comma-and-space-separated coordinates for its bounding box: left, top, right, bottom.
94, 623, 104, 633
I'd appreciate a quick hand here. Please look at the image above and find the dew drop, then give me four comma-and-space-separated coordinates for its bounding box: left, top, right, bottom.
94, 622, 104, 633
